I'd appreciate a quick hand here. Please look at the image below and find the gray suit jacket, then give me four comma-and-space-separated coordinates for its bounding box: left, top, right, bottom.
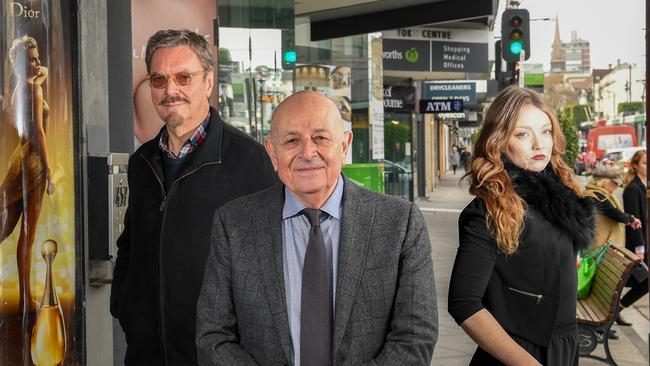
196, 177, 437, 365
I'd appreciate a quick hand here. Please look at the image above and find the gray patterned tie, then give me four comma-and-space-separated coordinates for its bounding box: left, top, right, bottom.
300, 208, 332, 366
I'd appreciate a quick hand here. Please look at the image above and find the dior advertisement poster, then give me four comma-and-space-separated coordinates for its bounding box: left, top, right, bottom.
1, 1, 78, 365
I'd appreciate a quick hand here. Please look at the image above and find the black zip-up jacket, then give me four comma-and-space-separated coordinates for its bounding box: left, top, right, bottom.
110, 108, 278, 365
449, 166, 595, 351
623, 175, 647, 252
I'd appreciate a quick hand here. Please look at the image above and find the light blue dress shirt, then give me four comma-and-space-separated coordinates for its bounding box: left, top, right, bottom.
282, 175, 343, 366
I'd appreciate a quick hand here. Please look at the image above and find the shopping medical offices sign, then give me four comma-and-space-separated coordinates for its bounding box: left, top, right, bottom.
382, 27, 489, 73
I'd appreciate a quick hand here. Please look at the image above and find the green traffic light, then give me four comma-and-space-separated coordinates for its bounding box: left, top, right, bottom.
509, 41, 523, 55
284, 50, 297, 63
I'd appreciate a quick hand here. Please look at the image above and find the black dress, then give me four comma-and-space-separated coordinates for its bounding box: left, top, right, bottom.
449, 165, 594, 366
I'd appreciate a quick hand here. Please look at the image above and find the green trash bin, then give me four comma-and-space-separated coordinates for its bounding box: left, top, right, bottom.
342, 163, 384, 193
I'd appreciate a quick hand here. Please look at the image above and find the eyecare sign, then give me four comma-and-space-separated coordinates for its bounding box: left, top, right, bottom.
383, 27, 489, 73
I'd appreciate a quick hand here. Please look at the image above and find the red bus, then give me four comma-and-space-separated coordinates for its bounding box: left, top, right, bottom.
586, 124, 638, 160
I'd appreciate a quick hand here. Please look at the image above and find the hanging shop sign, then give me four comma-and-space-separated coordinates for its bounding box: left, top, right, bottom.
382, 39, 431, 72
430, 41, 489, 73
386, 27, 489, 43
419, 99, 464, 114
439, 112, 467, 120
1, 0, 80, 364
383, 85, 415, 112
382, 26, 489, 73
423, 82, 477, 104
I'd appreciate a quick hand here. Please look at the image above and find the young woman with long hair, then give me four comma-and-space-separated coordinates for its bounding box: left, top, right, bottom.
619, 150, 648, 322
448, 86, 595, 365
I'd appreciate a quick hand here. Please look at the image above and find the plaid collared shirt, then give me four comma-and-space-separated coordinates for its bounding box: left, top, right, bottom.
159, 112, 210, 159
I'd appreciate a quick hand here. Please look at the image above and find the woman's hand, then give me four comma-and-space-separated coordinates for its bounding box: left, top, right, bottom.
32, 66, 48, 85
461, 310, 542, 366
627, 217, 642, 230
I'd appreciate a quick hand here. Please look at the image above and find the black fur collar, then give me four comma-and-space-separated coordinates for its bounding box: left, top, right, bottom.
506, 163, 595, 251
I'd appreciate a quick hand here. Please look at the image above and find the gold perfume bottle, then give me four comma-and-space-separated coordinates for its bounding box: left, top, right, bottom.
31, 239, 66, 366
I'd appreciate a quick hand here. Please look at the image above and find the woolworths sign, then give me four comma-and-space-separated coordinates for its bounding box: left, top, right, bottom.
382, 30, 489, 73
382, 39, 430, 71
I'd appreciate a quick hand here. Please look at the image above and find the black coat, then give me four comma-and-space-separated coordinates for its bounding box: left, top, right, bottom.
449, 166, 595, 348
623, 175, 647, 252
110, 108, 279, 366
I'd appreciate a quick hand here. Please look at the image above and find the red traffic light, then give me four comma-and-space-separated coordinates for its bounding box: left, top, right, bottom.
510, 16, 522, 28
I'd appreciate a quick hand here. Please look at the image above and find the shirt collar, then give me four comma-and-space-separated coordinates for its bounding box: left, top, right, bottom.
159, 112, 210, 159
282, 175, 344, 220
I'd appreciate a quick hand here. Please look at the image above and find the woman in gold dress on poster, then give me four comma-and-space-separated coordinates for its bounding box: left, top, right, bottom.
1, 35, 55, 361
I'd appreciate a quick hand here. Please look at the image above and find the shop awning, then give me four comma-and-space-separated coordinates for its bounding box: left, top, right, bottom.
297, 0, 499, 41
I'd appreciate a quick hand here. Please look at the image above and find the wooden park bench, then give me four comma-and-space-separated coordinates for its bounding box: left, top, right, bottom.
576, 245, 642, 365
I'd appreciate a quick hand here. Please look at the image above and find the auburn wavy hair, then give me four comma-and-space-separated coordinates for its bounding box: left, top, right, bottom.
624, 150, 646, 186
464, 86, 584, 255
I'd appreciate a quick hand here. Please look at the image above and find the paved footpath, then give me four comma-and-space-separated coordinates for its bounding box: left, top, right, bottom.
418, 171, 649, 365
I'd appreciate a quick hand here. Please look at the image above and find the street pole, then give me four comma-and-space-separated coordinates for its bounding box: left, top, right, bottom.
628, 64, 632, 102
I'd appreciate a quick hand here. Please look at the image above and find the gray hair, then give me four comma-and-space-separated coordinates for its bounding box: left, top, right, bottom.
145, 29, 215, 74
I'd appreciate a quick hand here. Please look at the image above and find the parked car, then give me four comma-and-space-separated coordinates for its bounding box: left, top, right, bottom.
600, 146, 646, 175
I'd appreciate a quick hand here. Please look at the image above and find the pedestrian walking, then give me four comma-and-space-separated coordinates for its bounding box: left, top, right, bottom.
451, 146, 461, 174
619, 150, 648, 325
448, 86, 595, 365
109, 29, 278, 365
460, 147, 471, 173
196, 91, 438, 366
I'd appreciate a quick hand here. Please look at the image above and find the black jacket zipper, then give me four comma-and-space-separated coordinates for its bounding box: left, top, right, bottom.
508, 286, 544, 304
142, 155, 221, 364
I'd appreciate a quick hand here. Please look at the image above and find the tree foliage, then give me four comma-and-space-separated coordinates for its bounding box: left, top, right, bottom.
559, 110, 579, 168
617, 101, 645, 115
562, 104, 592, 130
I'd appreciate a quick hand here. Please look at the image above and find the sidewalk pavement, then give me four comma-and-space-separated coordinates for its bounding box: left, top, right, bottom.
419, 171, 649, 365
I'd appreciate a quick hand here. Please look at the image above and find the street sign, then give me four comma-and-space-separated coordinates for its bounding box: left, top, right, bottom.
419, 99, 464, 114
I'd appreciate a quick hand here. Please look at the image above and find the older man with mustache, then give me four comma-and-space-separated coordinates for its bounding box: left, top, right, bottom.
110, 29, 278, 366
196, 91, 438, 366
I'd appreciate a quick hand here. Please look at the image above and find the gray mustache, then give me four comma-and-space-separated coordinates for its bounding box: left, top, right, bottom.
159, 97, 189, 105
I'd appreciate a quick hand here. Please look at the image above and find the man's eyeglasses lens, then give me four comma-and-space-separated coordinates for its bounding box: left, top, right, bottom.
149, 71, 202, 89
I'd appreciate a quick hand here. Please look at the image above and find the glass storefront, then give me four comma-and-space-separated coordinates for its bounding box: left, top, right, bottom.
217, 7, 410, 200
384, 112, 414, 201
218, 0, 295, 142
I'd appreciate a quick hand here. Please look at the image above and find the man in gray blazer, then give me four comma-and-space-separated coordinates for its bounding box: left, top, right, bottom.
196, 91, 437, 365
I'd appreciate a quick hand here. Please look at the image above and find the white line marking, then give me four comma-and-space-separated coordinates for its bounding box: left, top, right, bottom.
419, 207, 462, 214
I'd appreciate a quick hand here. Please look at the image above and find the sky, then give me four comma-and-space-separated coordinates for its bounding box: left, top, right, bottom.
495, 0, 646, 72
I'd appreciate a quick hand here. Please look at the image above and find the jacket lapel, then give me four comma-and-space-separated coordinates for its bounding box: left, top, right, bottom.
333, 178, 374, 355
255, 186, 293, 361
